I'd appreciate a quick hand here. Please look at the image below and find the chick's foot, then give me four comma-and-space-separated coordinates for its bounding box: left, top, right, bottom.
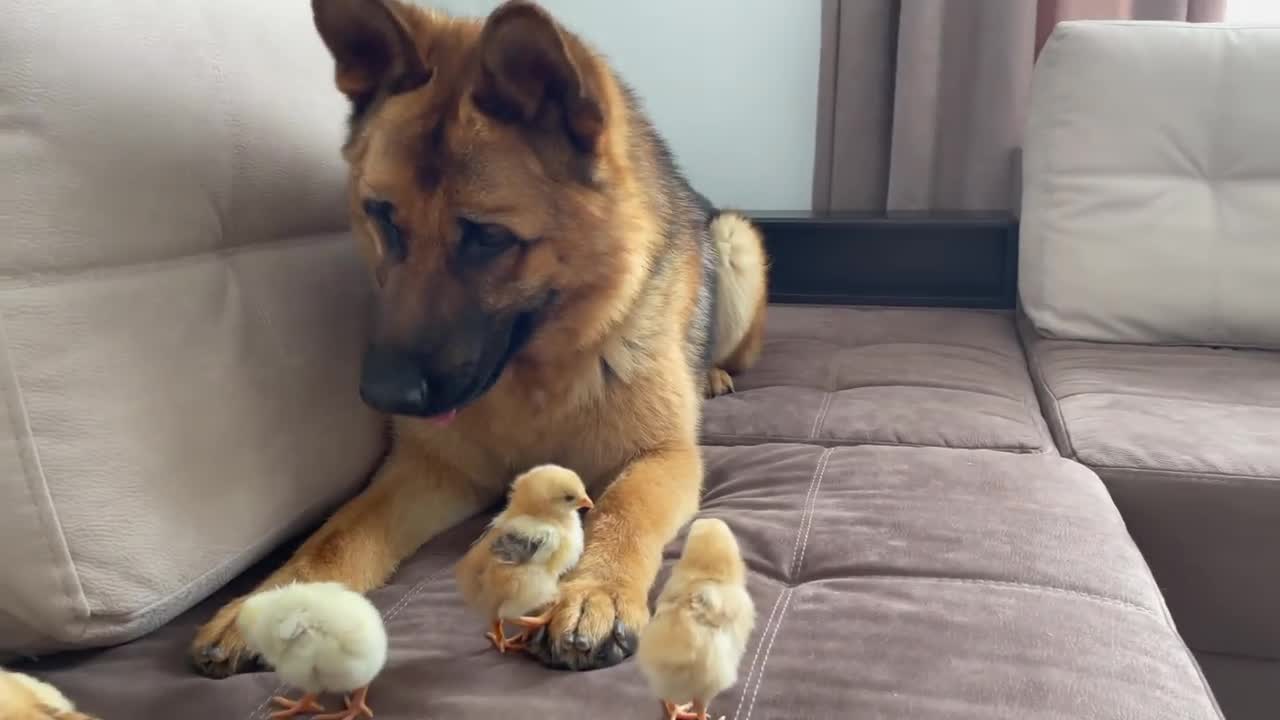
485, 619, 526, 654
314, 686, 373, 720
506, 609, 554, 647
661, 699, 716, 720
269, 692, 325, 719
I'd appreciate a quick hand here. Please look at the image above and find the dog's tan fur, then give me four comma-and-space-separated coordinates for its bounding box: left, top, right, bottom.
0, 671, 98, 720
191, 0, 766, 674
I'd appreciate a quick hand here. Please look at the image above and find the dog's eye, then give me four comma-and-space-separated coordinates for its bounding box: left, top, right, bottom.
363, 199, 407, 263
458, 218, 520, 263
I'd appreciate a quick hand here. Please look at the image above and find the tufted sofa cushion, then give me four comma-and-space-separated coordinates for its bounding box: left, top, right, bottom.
21, 443, 1222, 719
1022, 322, 1280, 661
1020, 21, 1280, 349
0, 0, 384, 654
701, 306, 1053, 453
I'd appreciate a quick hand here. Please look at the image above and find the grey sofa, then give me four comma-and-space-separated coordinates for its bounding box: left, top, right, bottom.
7, 14, 1279, 720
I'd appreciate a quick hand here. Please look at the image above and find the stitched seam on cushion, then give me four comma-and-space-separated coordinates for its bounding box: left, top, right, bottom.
0, 310, 90, 640
807, 393, 833, 440
730, 588, 789, 720
1096, 465, 1280, 485
742, 587, 795, 720
832, 575, 1158, 619
769, 304, 1011, 317
1021, 339, 1077, 459
1056, 388, 1280, 410
245, 561, 452, 720
801, 340, 1021, 362
1191, 648, 1280, 663
0, 232, 350, 289
733, 448, 830, 720
700, 434, 1043, 454
740, 450, 830, 720
1010, 331, 1057, 453
791, 450, 832, 580
787, 449, 833, 579
740, 382, 1029, 405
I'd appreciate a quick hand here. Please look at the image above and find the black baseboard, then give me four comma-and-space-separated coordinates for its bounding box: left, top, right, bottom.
747, 212, 1019, 309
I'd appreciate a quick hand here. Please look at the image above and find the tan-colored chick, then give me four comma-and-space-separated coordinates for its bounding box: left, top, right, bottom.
637, 518, 756, 720
456, 464, 593, 654
237, 582, 388, 720
0, 670, 98, 720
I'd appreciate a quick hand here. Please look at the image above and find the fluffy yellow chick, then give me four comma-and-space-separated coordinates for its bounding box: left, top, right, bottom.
637, 518, 757, 720
0, 670, 97, 720
236, 581, 388, 720
456, 464, 593, 654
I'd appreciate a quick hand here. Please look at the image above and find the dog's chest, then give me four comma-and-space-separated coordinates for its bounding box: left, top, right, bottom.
400, 396, 634, 491
488, 398, 639, 485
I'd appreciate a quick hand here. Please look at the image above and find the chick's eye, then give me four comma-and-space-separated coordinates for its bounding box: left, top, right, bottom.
563, 494, 576, 503
363, 199, 407, 263
459, 218, 520, 263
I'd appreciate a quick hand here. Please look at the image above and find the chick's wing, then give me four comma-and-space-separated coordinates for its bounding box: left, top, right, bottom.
490, 524, 559, 566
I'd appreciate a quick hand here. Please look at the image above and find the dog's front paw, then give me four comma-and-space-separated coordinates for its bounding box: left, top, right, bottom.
526, 577, 649, 671
189, 597, 262, 678
705, 367, 735, 398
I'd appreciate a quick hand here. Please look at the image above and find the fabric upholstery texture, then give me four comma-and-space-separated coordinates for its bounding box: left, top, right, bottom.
1195, 651, 1280, 720
3, 1, 1245, 712
701, 305, 1053, 453
1022, 322, 1280, 661
0, 0, 385, 654
19, 444, 1222, 720
1020, 21, 1280, 349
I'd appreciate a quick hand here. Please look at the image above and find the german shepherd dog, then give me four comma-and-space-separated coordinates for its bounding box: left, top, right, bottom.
190, 0, 767, 674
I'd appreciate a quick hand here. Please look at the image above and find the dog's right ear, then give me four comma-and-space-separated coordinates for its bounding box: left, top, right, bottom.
312, 0, 431, 110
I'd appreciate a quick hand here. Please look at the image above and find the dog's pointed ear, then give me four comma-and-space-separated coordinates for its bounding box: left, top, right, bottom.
312, 0, 431, 108
471, 1, 605, 154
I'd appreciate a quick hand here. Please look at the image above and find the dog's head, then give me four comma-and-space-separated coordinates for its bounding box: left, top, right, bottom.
313, 0, 645, 419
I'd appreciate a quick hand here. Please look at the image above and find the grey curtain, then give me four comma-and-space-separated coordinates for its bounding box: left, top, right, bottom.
813, 0, 1226, 213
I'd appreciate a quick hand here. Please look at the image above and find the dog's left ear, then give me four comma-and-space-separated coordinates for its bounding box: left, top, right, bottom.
312, 0, 431, 109
472, 1, 605, 154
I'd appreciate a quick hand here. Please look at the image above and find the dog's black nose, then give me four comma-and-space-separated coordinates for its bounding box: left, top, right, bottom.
359, 346, 430, 416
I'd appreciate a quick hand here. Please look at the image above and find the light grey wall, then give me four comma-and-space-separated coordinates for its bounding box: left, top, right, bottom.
414, 0, 821, 211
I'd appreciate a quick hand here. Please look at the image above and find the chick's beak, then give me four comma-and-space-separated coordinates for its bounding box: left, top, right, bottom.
577, 496, 594, 511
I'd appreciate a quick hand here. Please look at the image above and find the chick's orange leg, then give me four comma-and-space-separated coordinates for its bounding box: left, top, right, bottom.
515, 608, 554, 629
191, 451, 497, 677
269, 692, 325, 719
660, 699, 712, 720
662, 700, 689, 720
313, 686, 373, 720
505, 607, 554, 647
486, 619, 526, 654
688, 699, 716, 720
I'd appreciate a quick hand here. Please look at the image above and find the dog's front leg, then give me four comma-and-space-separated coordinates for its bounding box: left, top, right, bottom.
528, 444, 703, 671
189, 448, 493, 678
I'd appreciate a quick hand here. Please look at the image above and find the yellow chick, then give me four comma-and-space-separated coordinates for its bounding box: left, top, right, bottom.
236, 581, 388, 720
0, 670, 97, 720
456, 464, 594, 654
637, 518, 757, 720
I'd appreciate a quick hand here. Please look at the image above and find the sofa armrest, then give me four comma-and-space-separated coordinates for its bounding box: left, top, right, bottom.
0, 0, 384, 655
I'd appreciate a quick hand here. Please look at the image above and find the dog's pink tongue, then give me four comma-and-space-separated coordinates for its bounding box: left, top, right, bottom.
428, 409, 458, 426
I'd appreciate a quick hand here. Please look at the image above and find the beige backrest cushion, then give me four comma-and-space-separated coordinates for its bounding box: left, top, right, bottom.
1020, 21, 1280, 349
0, 0, 384, 655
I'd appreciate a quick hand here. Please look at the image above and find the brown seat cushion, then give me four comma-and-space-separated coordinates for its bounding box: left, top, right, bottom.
702, 306, 1054, 453
1022, 321, 1280, 660
20, 444, 1220, 719
1195, 651, 1280, 720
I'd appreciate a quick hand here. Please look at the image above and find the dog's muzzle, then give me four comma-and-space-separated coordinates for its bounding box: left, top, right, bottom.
358, 309, 541, 419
